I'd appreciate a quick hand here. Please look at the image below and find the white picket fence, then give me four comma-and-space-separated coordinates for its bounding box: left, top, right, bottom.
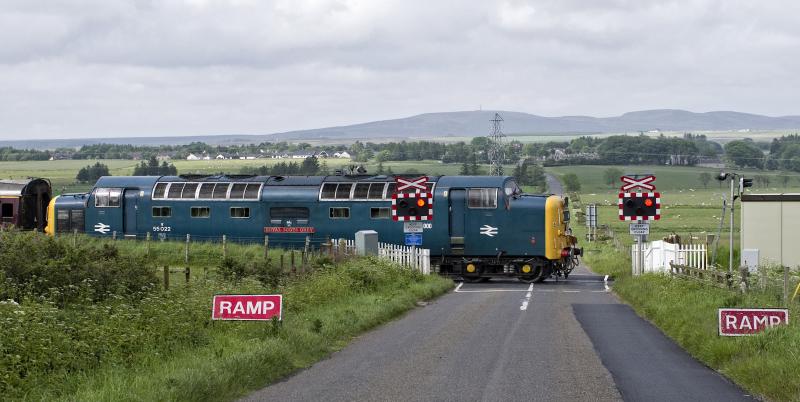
632, 240, 707, 273
332, 238, 431, 274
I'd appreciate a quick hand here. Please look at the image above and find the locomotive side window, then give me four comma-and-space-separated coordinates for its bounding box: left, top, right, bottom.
270, 207, 310, 219
230, 207, 250, 218
70, 209, 84, 232
329, 207, 350, 219
152, 206, 172, 217
182, 183, 199, 199
335, 183, 353, 199
353, 183, 370, 199
153, 183, 168, 199
370, 207, 391, 219
198, 183, 215, 199
213, 183, 230, 199
57, 209, 70, 232
320, 183, 337, 199
94, 188, 122, 207
244, 183, 261, 200
167, 183, 184, 199
467, 188, 498, 209
1, 203, 12, 220
368, 183, 386, 199
190, 206, 210, 218
230, 183, 247, 199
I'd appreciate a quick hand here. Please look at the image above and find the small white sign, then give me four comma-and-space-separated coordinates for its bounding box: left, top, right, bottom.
404, 221, 425, 233
629, 222, 650, 235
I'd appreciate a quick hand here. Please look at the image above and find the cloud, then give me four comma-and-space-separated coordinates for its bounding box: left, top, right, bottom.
0, 0, 799, 139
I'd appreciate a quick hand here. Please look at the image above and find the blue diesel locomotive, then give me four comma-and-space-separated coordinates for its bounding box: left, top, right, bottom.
46, 174, 579, 282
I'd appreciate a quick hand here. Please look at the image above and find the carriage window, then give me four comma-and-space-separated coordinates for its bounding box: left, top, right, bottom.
320, 183, 337, 199
368, 183, 386, 199
167, 183, 184, 199
212, 183, 229, 199
230, 207, 250, 218
153, 183, 168, 199
230, 183, 247, 199
1, 203, 12, 218
244, 183, 261, 200
94, 188, 121, 207
353, 183, 370, 199
468, 188, 498, 209
370, 207, 391, 219
198, 183, 215, 199
182, 183, 199, 199
335, 183, 353, 199
270, 207, 310, 219
152, 206, 172, 217
330, 207, 350, 219
190, 206, 210, 218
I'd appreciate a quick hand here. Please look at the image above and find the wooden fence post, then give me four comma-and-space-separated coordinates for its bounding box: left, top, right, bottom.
291, 250, 296, 273
264, 235, 270, 260
185, 234, 190, 265
185, 266, 191, 283
784, 266, 789, 305
339, 239, 347, 259
222, 234, 227, 258
163, 265, 169, 290
112, 230, 117, 241
73, 228, 78, 247
145, 231, 150, 256
280, 253, 285, 272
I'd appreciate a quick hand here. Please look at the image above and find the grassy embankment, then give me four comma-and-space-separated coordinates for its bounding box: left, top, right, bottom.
553, 165, 800, 401
0, 230, 453, 401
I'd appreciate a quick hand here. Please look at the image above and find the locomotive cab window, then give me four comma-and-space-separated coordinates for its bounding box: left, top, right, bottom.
190, 206, 210, 218
94, 188, 122, 207
152, 206, 172, 217
504, 180, 521, 197
330, 207, 350, 219
467, 188, 498, 209
230, 207, 250, 218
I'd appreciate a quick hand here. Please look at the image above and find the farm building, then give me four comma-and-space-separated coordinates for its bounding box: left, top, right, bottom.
740, 194, 800, 269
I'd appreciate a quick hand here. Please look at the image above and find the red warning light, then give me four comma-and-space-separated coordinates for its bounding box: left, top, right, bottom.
644, 198, 654, 207
417, 198, 426, 207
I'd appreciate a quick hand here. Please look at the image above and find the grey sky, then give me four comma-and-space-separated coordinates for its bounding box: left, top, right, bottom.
1, 0, 798, 140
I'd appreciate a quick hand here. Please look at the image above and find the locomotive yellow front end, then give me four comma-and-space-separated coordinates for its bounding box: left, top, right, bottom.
544, 195, 580, 277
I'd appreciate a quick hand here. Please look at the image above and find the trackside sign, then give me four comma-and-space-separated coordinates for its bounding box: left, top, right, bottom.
212, 295, 283, 321
718, 308, 788, 336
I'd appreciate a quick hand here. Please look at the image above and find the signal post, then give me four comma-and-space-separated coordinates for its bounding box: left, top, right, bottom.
618, 175, 661, 275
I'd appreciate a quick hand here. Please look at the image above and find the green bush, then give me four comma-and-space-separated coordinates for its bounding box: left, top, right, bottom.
0, 230, 157, 305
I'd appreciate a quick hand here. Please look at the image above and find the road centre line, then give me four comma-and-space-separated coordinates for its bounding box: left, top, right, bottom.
520, 283, 534, 311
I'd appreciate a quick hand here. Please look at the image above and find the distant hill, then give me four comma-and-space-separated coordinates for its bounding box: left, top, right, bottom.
4, 109, 800, 149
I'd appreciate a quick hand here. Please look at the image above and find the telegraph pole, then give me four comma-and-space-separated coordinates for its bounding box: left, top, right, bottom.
487, 113, 505, 176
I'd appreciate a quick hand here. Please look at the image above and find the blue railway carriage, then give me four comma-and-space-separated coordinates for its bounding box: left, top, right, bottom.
46, 174, 579, 282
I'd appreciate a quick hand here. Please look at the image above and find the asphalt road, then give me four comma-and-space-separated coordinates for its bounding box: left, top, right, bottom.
546, 173, 563, 195
243, 267, 755, 402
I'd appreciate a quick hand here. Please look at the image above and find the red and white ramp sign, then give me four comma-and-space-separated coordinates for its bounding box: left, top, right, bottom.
718, 308, 788, 336
212, 295, 283, 321
395, 176, 428, 192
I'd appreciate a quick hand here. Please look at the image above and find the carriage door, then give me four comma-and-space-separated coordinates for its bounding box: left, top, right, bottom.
449, 189, 466, 254
123, 190, 139, 237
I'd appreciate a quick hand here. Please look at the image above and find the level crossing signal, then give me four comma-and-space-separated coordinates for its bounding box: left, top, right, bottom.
392, 192, 433, 221
618, 192, 660, 221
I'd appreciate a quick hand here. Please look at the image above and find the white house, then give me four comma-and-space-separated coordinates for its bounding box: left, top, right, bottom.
334, 151, 351, 158
186, 153, 200, 160
290, 151, 315, 159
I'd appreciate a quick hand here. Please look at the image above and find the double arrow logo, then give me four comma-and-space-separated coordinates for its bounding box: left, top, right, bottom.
94, 222, 111, 234
480, 225, 499, 237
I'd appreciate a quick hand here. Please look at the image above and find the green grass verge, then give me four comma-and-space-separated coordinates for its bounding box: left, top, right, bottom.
579, 227, 800, 401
